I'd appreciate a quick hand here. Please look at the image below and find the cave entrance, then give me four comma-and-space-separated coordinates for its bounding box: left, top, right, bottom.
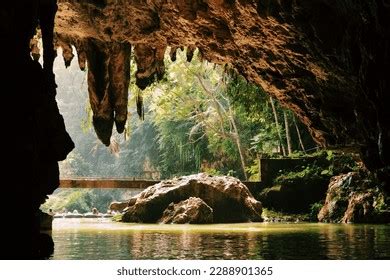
40, 45, 316, 217
36, 31, 383, 263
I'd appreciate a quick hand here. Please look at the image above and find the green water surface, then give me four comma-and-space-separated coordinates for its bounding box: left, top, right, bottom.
51, 219, 390, 260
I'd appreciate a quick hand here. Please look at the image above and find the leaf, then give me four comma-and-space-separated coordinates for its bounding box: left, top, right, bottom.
320, 169, 330, 175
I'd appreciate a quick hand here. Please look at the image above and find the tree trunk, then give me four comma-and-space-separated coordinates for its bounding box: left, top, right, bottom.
230, 116, 248, 180
284, 111, 292, 155
257, 153, 262, 181
196, 73, 247, 180
293, 115, 306, 153
269, 97, 286, 156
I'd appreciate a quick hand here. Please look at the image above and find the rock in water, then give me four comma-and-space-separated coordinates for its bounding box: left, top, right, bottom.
318, 172, 390, 223
121, 173, 262, 223
159, 197, 213, 224
109, 201, 130, 212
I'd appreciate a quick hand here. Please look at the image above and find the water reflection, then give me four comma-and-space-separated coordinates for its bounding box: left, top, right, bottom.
51, 220, 390, 259
318, 224, 390, 259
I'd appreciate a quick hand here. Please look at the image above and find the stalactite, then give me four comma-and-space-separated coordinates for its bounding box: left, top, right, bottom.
52, 35, 133, 145
108, 42, 131, 133
134, 43, 166, 90
136, 91, 144, 120
58, 38, 133, 145
186, 45, 196, 62
58, 42, 74, 68
73, 40, 87, 71
169, 46, 178, 62
85, 38, 113, 146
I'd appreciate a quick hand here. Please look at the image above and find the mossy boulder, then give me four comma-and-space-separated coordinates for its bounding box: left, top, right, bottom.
318, 172, 390, 223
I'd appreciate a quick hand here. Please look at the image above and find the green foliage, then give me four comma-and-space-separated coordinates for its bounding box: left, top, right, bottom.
275, 165, 325, 186
246, 158, 260, 181
112, 213, 123, 222
156, 119, 208, 177
53, 46, 317, 181
49, 46, 353, 215
259, 151, 359, 214
274, 151, 358, 187
309, 202, 324, 222
143, 49, 316, 179
262, 208, 310, 222
250, 128, 279, 154
202, 166, 223, 176
41, 188, 138, 213
41, 189, 90, 213
373, 192, 389, 213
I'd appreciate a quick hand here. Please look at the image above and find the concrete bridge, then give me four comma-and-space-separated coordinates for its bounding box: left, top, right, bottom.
60, 178, 159, 189
59, 158, 313, 193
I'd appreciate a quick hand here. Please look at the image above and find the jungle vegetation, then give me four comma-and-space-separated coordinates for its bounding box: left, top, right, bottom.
56, 47, 316, 180
42, 47, 317, 213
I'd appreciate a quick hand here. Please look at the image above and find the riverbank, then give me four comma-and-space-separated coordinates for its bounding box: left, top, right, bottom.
261, 209, 311, 223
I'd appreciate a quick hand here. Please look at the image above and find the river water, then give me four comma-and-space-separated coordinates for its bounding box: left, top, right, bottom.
50, 219, 390, 259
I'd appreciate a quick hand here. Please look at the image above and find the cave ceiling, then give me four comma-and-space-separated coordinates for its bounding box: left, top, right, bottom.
47, 0, 390, 172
